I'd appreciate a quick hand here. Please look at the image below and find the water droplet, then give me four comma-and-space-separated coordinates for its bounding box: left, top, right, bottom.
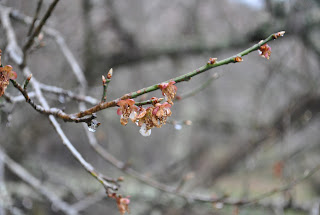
174, 124, 182, 130
139, 123, 151, 136
88, 120, 100, 133
88, 126, 96, 133
58, 95, 65, 103
214, 202, 224, 209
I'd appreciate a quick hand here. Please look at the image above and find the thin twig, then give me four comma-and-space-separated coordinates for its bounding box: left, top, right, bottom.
23, 0, 59, 55
135, 98, 164, 106
26, 0, 43, 36
73, 31, 285, 118
1, 4, 119, 194
101, 68, 112, 102
10, 9, 286, 120
0, 146, 78, 215
9, 5, 311, 211
39, 83, 98, 105
10, 79, 97, 124
245, 164, 320, 205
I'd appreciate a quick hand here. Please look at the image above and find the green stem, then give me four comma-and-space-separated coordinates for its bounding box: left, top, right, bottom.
75, 31, 285, 118
101, 78, 111, 102
135, 98, 164, 106
128, 32, 284, 99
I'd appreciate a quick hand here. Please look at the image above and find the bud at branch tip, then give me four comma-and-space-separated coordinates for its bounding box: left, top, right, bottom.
107, 68, 113, 79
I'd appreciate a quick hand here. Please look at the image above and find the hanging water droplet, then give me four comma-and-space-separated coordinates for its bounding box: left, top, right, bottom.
58, 95, 65, 103
87, 120, 101, 133
88, 126, 96, 133
214, 202, 224, 209
174, 123, 182, 130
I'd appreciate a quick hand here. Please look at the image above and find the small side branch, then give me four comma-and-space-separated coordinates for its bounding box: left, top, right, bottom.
0, 146, 78, 215
74, 31, 285, 118
26, 0, 43, 36
23, 0, 60, 62
10, 79, 97, 124
1, 4, 119, 195
101, 68, 113, 102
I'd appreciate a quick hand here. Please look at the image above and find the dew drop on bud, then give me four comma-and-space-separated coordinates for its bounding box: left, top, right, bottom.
88, 126, 96, 133
139, 123, 151, 136
88, 120, 100, 133
58, 95, 65, 103
214, 202, 224, 209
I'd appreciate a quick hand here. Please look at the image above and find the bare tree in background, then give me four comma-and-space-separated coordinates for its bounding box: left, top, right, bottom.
0, 0, 320, 214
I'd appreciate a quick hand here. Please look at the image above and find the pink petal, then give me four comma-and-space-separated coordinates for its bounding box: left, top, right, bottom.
117, 108, 122, 115
8, 71, 17, 80
3, 65, 12, 72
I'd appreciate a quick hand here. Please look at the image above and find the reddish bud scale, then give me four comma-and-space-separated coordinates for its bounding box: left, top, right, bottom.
258, 43, 272, 60
234, 56, 243, 62
109, 193, 130, 215
150, 97, 160, 105
273, 31, 285, 39
107, 73, 112, 79
117, 176, 124, 182
208, 57, 217, 65
107, 68, 113, 79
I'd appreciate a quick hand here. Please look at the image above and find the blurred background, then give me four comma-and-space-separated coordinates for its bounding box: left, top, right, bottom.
1, 0, 320, 214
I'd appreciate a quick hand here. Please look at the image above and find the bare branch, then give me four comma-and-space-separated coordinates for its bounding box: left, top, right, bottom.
26, 0, 43, 36
0, 146, 78, 215
73, 31, 285, 119
39, 83, 98, 105
23, 0, 59, 55
1, 4, 119, 194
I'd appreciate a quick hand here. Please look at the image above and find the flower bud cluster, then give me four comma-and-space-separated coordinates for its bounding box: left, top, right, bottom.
258, 43, 272, 59
117, 81, 177, 136
0, 65, 18, 97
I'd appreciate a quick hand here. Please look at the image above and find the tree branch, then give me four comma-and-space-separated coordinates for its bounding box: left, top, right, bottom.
0, 146, 78, 215
1, 4, 119, 194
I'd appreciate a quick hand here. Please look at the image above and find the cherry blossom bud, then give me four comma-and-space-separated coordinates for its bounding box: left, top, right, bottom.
102, 75, 106, 84
258, 44, 271, 60
234, 56, 243, 62
273, 31, 285, 39
107, 68, 113, 79
208, 57, 217, 65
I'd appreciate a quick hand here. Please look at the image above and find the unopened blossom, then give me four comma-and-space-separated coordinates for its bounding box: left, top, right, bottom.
117, 99, 138, 126
159, 81, 177, 105
0, 65, 17, 97
109, 193, 130, 215
118, 197, 130, 215
258, 43, 272, 59
273, 31, 285, 39
208, 57, 217, 65
234, 56, 243, 62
